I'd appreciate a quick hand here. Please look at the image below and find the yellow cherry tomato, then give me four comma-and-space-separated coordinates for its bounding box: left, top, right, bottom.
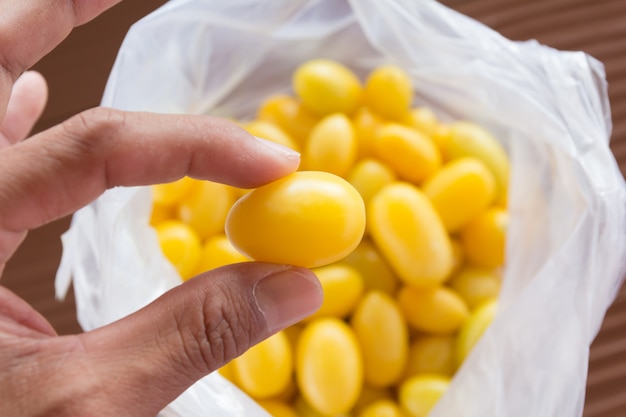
357, 400, 404, 417
352, 106, 384, 159
460, 207, 508, 268
402, 107, 440, 141
449, 238, 465, 276
398, 374, 450, 417
368, 182, 453, 287
456, 298, 497, 365
229, 185, 251, 199
446, 121, 510, 205
272, 377, 298, 403
342, 239, 399, 295
150, 202, 175, 226
257, 400, 298, 417
245, 119, 301, 152
154, 220, 201, 281
373, 124, 441, 184
422, 157, 496, 232
405, 335, 457, 378
294, 396, 351, 417
347, 158, 397, 206
283, 324, 302, 348
177, 180, 235, 240
351, 291, 409, 388
358, 399, 405, 417
233, 331, 293, 399
353, 386, 394, 416
296, 318, 363, 416
194, 234, 248, 273
398, 285, 469, 335
293, 59, 362, 116
152, 176, 197, 207
225, 171, 366, 268
307, 264, 364, 321
257, 94, 319, 146
447, 266, 501, 309
433, 123, 452, 156
302, 113, 357, 177
363, 65, 413, 121
217, 360, 239, 386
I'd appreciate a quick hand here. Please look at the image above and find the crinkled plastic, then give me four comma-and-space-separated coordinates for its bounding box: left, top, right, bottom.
55, 0, 626, 416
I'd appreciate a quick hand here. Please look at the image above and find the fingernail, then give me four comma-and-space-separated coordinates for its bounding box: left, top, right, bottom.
254, 136, 300, 159
254, 267, 322, 332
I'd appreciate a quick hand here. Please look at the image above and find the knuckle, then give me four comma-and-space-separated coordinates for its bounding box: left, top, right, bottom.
174, 280, 266, 373
57, 107, 128, 188
61, 107, 126, 153
0, 50, 25, 83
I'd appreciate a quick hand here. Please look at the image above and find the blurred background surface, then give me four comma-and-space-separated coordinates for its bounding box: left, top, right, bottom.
2, 1, 624, 416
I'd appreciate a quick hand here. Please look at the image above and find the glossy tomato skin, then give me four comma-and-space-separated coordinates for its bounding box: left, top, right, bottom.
232, 331, 293, 399
368, 182, 453, 287
293, 59, 362, 116
225, 171, 366, 268
296, 318, 363, 416
363, 65, 413, 121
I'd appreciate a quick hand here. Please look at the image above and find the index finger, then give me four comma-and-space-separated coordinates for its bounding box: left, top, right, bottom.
0, 0, 124, 114
0, 107, 300, 233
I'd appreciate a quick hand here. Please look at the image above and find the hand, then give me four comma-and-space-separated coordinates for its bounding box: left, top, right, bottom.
0, 2, 323, 416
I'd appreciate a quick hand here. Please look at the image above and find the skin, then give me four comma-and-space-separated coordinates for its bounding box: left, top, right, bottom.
0, 1, 324, 416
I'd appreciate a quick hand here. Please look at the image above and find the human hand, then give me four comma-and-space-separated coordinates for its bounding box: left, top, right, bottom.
0, 2, 323, 416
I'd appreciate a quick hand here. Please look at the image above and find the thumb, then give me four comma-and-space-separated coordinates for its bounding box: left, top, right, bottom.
78, 262, 322, 416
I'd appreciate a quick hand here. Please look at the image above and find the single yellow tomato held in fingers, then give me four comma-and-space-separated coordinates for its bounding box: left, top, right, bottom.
225, 171, 366, 268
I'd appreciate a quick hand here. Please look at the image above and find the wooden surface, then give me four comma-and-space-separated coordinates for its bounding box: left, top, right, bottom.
1, 1, 625, 416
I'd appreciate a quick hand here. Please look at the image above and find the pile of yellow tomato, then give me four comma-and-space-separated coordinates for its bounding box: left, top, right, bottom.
151, 59, 509, 417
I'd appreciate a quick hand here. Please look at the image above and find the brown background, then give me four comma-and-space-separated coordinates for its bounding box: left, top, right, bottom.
2, 1, 625, 416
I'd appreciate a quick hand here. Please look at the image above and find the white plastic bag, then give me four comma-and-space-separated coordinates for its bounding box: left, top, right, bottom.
55, 0, 626, 416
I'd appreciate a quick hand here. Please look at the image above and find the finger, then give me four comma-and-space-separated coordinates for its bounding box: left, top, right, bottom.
0, 108, 300, 234
0, 0, 123, 115
78, 263, 322, 416
0, 286, 57, 337
0, 71, 48, 145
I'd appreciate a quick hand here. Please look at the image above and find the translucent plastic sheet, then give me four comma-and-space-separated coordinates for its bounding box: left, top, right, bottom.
56, 1, 626, 416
